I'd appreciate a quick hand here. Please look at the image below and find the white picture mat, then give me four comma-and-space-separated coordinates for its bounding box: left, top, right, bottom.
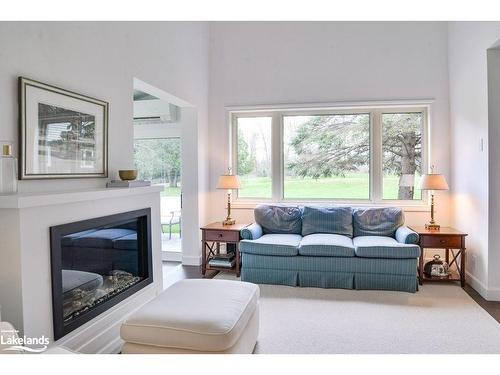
24, 84, 105, 175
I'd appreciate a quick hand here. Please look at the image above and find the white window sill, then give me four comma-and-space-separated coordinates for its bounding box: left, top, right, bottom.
231, 200, 431, 212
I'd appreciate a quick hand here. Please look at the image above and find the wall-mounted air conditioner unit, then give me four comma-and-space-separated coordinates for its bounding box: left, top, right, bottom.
133, 100, 179, 123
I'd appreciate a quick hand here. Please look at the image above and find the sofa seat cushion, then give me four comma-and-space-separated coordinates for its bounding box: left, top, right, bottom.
301, 206, 353, 237
353, 207, 404, 237
254, 204, 303, 234
120, 279, 259, 352
353, 236, 420, 259
299, 234, 355, 257
240, 234, 301, 256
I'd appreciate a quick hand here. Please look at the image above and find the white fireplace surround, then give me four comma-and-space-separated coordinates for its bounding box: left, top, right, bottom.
0, 186, 163, 353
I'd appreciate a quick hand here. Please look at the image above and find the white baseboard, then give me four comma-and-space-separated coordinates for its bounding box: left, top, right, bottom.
162, 250, 182, 262
466, 271, 489, 298
182, 254, 201, 266
466, 271, 500, 301
98, 336, 123, 354
486, 287, 500, 301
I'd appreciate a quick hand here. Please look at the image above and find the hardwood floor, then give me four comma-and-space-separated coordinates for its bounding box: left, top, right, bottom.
464, 284, 500, 323
162, 261, 215, 288
162, 262, 500, 323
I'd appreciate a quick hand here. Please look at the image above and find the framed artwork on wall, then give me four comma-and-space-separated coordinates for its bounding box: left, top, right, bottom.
18, 77, 108, 179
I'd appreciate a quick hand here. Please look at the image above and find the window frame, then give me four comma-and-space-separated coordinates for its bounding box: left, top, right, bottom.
229, 101, 430, 209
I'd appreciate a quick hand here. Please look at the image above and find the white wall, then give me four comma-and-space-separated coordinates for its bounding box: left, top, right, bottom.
208, 21, 451, 225
448, 22, 500, 300
0, 22, 210, 267
0, 21, 209, 194
487, 48, 500, 298
5, 21, 500, 298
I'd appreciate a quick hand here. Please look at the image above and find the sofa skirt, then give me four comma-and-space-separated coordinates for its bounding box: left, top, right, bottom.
241, 254, 418, 293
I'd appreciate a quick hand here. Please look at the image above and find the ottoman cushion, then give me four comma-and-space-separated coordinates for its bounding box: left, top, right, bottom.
120, 279, 259, 352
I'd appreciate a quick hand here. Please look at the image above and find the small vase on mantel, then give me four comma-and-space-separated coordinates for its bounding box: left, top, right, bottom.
0, 144, 18, 195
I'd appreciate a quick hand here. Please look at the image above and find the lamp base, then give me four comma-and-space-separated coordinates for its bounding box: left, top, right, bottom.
425, 223, 441, 231
222, 219, 236, 226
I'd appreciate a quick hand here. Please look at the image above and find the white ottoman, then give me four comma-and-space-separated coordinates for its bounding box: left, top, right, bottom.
120, 279, 259, 354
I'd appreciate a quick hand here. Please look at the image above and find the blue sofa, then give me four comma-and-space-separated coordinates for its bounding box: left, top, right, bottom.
239, 205, 421, 293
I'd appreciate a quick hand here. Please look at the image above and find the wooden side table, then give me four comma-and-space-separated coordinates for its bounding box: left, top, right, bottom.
409, 226, 468, 287
200, 222, 249, 277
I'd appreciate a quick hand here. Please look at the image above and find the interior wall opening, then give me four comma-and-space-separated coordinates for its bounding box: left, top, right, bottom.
133, 84, 183, 262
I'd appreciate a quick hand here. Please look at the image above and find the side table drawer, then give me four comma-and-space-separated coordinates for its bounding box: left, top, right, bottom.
204, 230, 240, 242
421, 235, 462, 249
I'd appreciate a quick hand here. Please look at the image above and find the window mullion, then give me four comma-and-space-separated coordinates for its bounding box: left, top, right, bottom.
371, 111, 382, 202
271, 112, 283, 201
231, 113, 238, 197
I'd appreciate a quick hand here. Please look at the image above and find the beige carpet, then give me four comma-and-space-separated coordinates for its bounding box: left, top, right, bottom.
214, 273, 500, 354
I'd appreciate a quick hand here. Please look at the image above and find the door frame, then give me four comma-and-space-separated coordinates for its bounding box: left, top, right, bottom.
133, 77, 203, 267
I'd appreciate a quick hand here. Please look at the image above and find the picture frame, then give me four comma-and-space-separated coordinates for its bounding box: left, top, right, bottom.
18, 77, 108, 179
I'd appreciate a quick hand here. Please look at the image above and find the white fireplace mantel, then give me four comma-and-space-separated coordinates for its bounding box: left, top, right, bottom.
0, 186, 163, 353
0, 186, 163, 209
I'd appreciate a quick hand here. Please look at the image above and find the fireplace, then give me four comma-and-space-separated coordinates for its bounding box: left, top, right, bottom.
50, 208, 153, 340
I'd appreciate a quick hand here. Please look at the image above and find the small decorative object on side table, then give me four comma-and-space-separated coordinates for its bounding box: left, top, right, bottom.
409, 226, 468, 287
201, 222, 250, 277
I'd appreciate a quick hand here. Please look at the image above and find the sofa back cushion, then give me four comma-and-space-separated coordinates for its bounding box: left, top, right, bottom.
301, 205, 353, 237
254, 204, 303, 234
353, 207, 404, 237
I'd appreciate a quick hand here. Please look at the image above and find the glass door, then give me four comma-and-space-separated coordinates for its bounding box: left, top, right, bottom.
134, 138, 182, 255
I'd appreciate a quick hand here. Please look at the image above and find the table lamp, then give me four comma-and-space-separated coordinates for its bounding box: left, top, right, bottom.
419, 167, 449, 231
217, 168, 241, 225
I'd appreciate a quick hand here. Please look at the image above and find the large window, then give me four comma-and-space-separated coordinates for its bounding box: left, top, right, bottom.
283, 114, 370, 199
233, 104, 427, 204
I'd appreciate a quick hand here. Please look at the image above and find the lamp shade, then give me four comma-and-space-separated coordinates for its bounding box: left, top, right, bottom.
419, 174, 449, 190
217, 174, 241, 189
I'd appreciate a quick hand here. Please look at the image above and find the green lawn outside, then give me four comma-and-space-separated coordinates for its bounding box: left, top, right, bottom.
238, 173, 421, 200
159, 183, 181, 233
159, 185, 182, 197
285, 174, 369, 199
383, 177, 422, 200
161, 223, 180, 234
155, 175, 421, 200
238, 177, 272, 198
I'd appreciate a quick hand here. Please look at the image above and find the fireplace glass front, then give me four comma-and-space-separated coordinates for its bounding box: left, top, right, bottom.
50, 209, 152, 340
